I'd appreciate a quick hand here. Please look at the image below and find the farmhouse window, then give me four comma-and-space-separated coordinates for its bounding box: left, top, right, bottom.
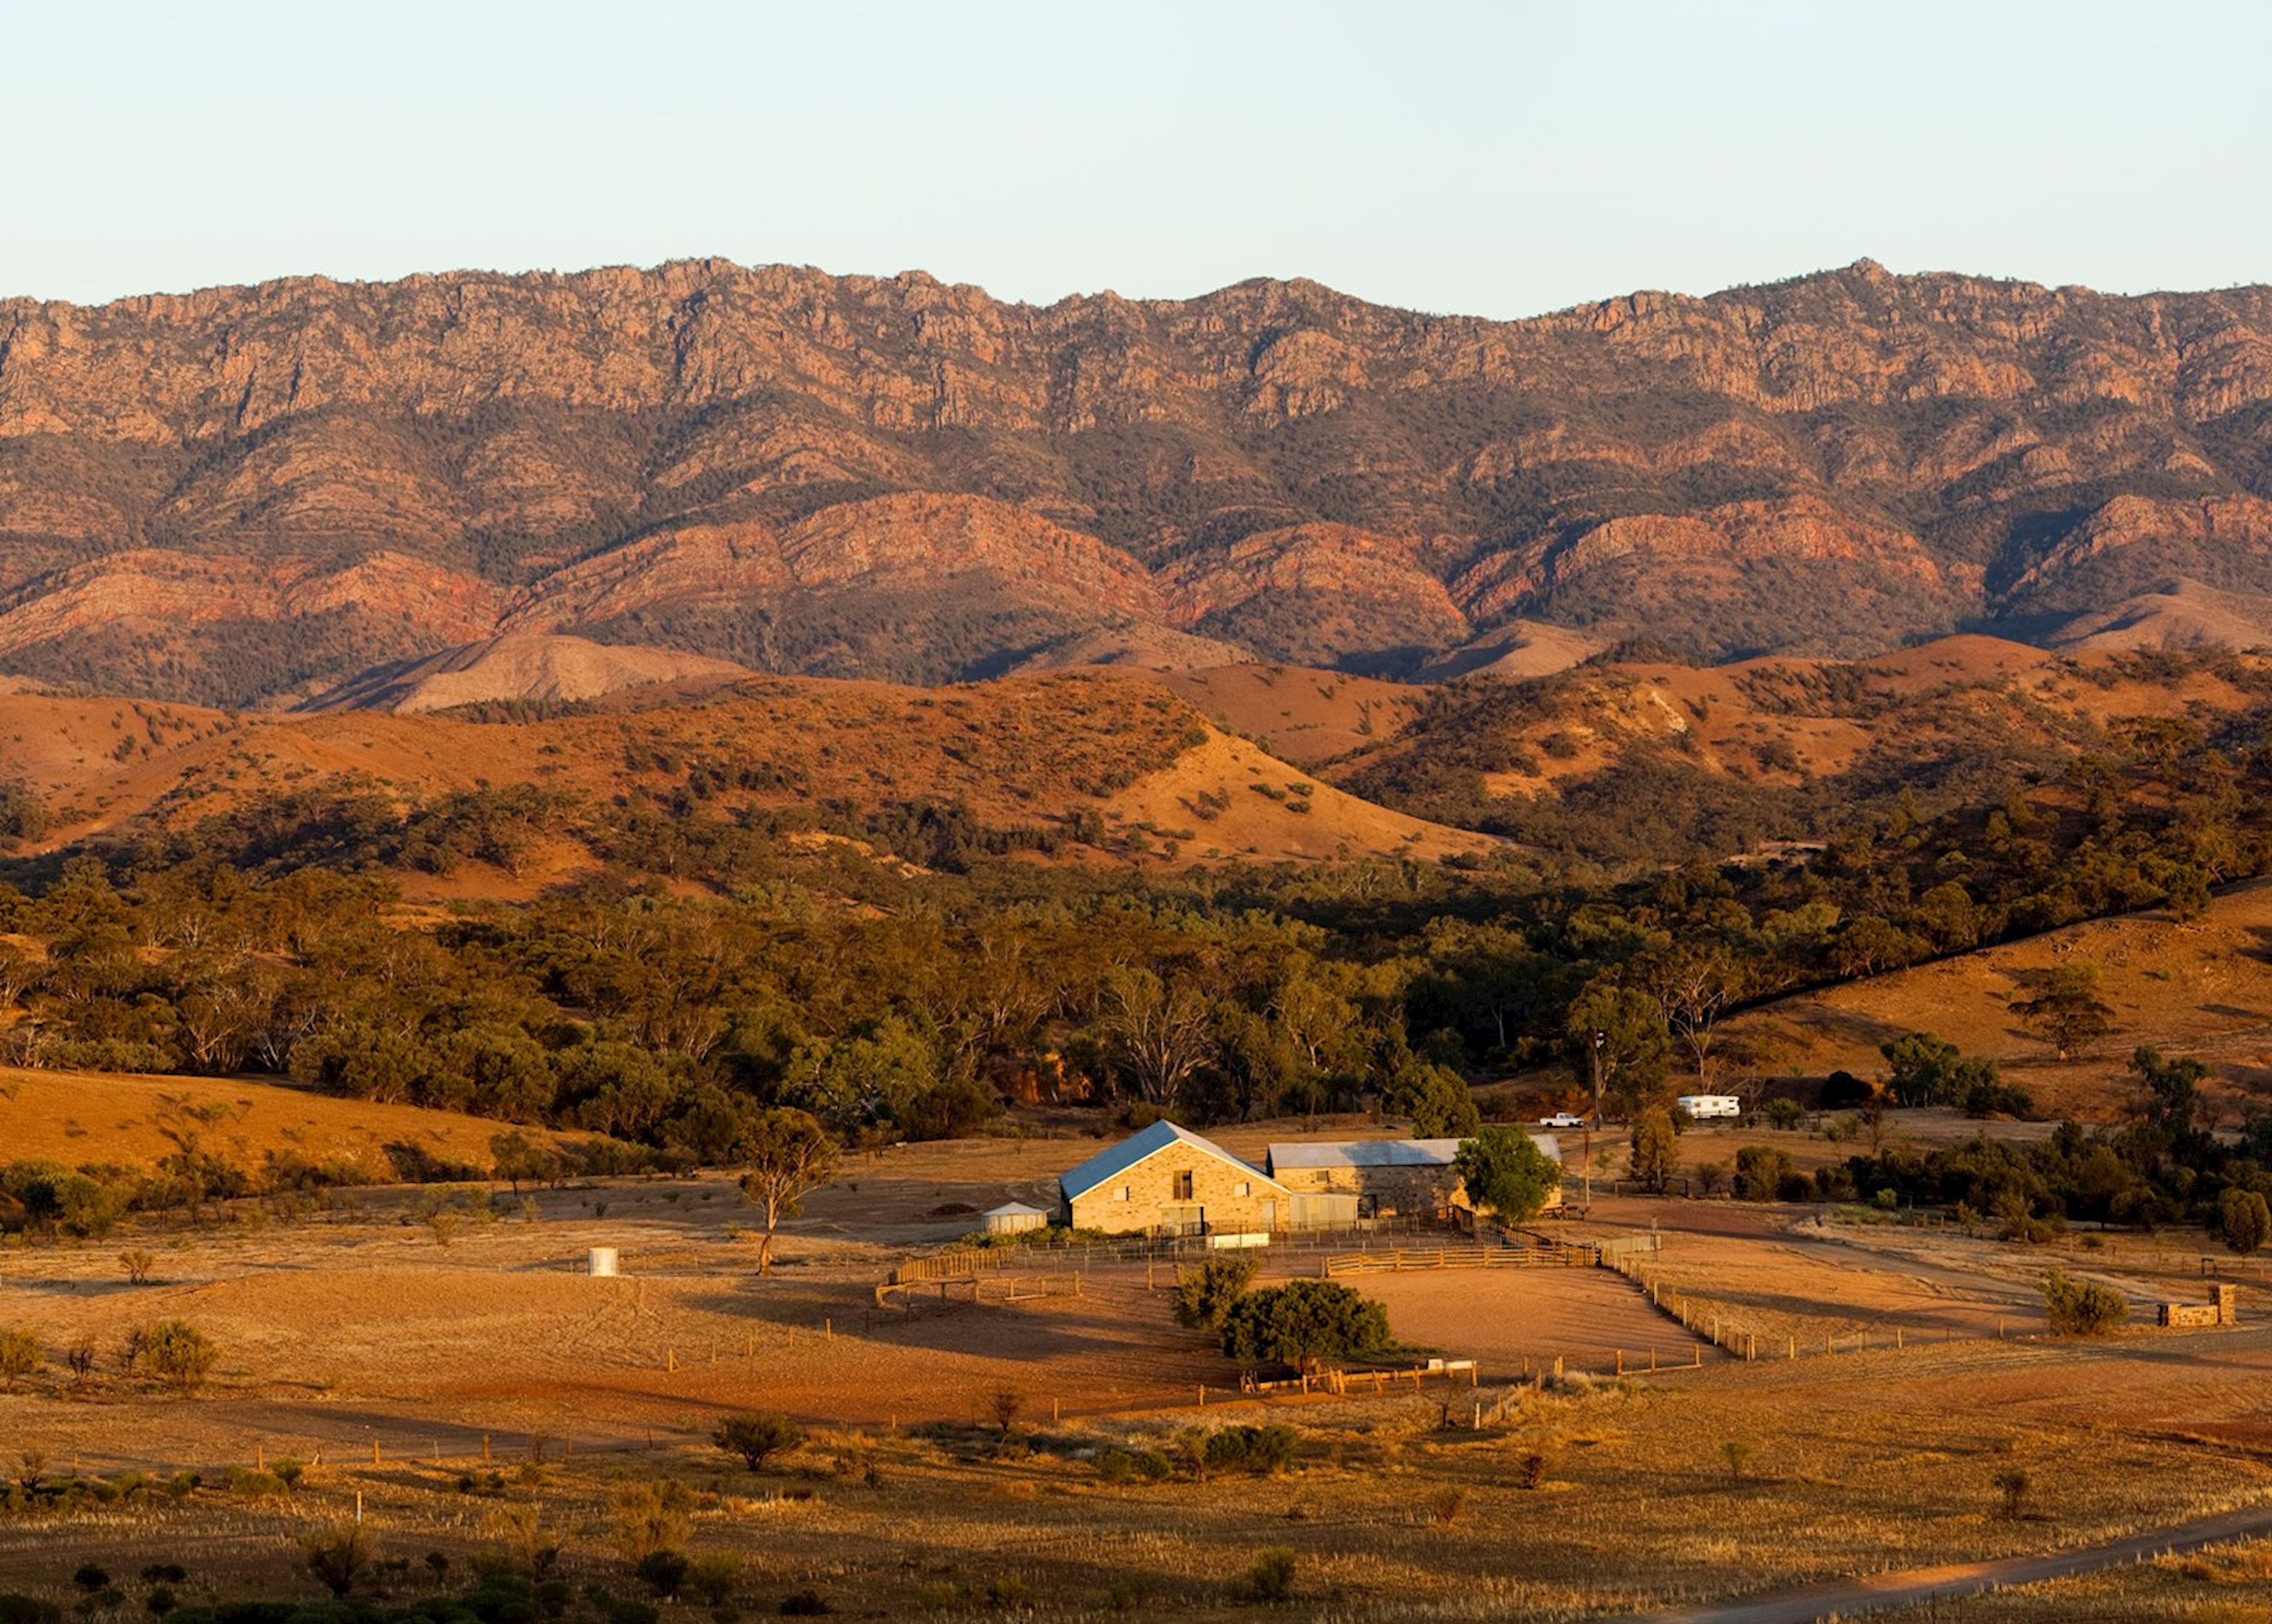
1116, 1186, 1131, 1201
1172, 1170, 1195, 1200
1234, 1181, 1251, 1197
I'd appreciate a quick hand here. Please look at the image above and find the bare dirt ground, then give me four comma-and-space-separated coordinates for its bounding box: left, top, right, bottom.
3, 1127, 2271, 1619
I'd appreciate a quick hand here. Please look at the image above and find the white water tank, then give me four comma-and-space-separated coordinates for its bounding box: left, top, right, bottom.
588, 1248, 619, 1277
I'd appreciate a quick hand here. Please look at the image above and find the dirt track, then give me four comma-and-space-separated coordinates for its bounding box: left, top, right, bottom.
1622, 1497, 2272, 1623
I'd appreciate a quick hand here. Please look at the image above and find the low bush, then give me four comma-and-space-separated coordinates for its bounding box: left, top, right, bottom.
1199, 1424, 1299, 1477
1228, 1548, 1295, 1604
2042, 1268, 2128, 1335
1090, 1446, 1172, 1484
1734, 1146, 1791, 1201
714, 1412, 803, 1472
141, 1322, 216, 1395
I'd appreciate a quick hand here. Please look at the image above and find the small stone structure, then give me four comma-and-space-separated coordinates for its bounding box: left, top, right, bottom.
2159, 1284, 2238, 1327
588, 1247, 620, 1277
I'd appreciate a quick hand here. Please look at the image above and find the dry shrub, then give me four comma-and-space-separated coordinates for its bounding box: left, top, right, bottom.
2178, 1541, 2272, 1586
611, 1478, 693, 1563
1227, 1548, 1296, 1604
1426, 1486, 1467, 1527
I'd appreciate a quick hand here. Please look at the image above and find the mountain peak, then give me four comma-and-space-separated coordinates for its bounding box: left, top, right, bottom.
2, 259, 2271, 706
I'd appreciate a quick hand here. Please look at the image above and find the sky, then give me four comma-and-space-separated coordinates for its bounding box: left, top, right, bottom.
5, 0, 2269, 319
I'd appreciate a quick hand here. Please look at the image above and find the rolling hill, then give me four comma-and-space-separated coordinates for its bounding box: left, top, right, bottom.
0, 669, 1497, 874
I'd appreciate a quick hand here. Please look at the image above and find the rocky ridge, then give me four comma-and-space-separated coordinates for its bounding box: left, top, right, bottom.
4, 258, 2272, 703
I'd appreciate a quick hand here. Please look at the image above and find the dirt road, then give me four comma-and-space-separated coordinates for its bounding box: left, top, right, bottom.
1619, 1499, 2272, 1623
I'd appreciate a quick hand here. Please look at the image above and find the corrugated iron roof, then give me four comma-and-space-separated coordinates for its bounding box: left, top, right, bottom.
984, 1201, 1049, 1217
1057, 1118, 1277, 1200
1266, 1139, 1466, 1171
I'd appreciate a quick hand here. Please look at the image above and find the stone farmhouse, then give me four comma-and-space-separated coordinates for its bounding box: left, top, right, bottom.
1057, 1120, 1564, 1236
1057, 1120, 1293, 1235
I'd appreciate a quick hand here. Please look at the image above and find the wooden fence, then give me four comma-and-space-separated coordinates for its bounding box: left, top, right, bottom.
1323, 1243, 1588, 1276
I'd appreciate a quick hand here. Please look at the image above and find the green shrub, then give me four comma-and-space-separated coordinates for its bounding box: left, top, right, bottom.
1734, 1146, 1792, 1201
2220, 1187, 2271, 1255
1172, 1255, 1259, 1333
302, 1524, 373, 1597
1220, 1282, 1390, 1370
1199, 1424, 1299, 1477
713, 1412, 803, 1472
141, 1322, 216, 1395
2041, 1268, 2128, 1335
1229, 1548, 1295, 1603
685, 1554, 742, 1607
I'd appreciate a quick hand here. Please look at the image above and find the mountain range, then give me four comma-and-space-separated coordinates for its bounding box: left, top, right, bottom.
3, 257, 2272, 708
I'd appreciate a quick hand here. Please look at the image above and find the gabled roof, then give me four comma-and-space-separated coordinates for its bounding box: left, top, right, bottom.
1267, 1138, 1465, 1172
985, 1201, 1049, 1218
1058, 1119, 1282, 1200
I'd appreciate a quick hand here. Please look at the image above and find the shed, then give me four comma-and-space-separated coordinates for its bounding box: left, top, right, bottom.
982, 1201, 1050, 1235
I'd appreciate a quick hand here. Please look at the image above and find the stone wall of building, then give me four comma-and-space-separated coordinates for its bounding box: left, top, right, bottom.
1067, 1144, 1288, 1235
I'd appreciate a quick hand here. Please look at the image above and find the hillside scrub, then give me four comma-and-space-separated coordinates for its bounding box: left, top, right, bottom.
3, 645, 2272, 1198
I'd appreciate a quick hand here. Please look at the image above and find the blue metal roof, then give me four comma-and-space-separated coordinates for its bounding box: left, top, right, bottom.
1057, 1118, 1278, 1200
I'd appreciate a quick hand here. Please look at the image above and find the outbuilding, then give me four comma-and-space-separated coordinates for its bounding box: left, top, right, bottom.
1267, 1135, 1564, 1221
981, 1201, 1050, 1236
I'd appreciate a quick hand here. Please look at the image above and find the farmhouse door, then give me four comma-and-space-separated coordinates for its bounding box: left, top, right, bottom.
1261, 1199, 1277, 1231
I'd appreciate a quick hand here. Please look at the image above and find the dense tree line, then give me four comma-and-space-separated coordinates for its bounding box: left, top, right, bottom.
3, 666, 2272, 1189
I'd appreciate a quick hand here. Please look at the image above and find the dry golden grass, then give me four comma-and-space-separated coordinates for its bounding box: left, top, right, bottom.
0, 667, 1489, 868
0, 1065, 572, 1174
1727, 873, 2272, 1122
0, 1125, 2269, 1618
1870, 1539, 2272, 1621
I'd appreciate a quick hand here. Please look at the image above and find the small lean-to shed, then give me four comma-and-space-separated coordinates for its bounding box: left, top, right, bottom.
982, 1201, 1050, 1236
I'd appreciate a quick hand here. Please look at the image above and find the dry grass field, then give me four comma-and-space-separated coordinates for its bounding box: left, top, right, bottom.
0, 1065, 572, 1175
1868, 1539, 2272, 1621
1728, 877, 2272, 1125
2, 1113, 2269, 1620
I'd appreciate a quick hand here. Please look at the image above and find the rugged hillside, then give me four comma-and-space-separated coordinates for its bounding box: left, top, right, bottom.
1326, 636, 2272, 859
4, 259, 2272, 704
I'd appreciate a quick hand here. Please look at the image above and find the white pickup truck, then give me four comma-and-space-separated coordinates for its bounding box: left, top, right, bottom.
1537, 1112, 1588, 1129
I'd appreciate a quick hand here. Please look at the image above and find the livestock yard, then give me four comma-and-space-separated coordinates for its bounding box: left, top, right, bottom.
0, 1118, 2269, 1621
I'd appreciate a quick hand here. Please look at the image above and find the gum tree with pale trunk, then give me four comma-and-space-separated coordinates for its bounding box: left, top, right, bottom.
737, 1108, 841, 1275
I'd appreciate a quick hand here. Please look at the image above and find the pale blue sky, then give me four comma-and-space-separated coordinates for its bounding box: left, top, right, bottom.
7, 0, 2268, 317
